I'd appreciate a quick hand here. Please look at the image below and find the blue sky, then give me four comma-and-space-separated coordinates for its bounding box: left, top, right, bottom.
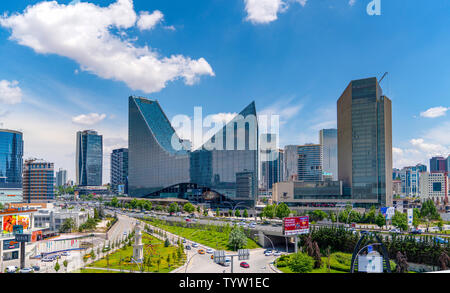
0, 0, 449, 183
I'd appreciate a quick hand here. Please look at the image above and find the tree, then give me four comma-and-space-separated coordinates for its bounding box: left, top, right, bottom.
365, 206, 376, 224
288, 253, 314, 273
164, 238, 171, 247
438, 251, 450, 270
54, 261, 60, 273
310, 210, 327, 222
235, 210, 241, 218
228, 226, 247, 250
63, 260, 68, 273
412, 208, 421, 228
420, 199, 441, 232
183, 203, 196, 214
243, 209, 249, 218
216, 208, 220, 217
262, 204, 275, 219
392, 211, 408, 231
395, 251, 409, 273
312, 242, 322, 269
60, 218, 75, 233
156, 258, 161, 271
168, 203, 180, 214
375, 213, 386, 228
275, 203, 291, 219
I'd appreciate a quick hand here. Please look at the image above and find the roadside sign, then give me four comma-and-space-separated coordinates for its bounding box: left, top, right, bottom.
283, 216, 309, 236
238, 249, 250, 261
213, 250, 226, 264
367, 245, 373, 254
15, 233, 31, 243
407, 209, 413, 227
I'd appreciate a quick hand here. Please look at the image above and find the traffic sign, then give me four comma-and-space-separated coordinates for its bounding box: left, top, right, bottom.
15, 234, 31, 243
238, 249, 250, 261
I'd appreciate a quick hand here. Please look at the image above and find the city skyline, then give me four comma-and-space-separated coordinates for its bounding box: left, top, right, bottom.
0, 0, 449, 183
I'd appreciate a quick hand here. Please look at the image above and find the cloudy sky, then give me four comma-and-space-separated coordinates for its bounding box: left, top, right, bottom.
0, 0, 449, 183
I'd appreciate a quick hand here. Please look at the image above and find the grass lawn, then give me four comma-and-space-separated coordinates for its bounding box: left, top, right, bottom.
276, 252, 398, 273
86, 233, 185, 273
143, 218, 260, 251
77, 268, 122, 273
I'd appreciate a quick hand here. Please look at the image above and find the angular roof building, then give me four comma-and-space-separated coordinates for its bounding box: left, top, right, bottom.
128, 96, 259, 207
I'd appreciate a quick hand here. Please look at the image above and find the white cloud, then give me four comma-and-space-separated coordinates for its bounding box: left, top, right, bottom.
0, 0, 214, 94
137, 10, 164, 31
244, 0, 307, 24
348, 0, 357, 6
72, 113, 107, 126
0, 80, 22, 104
420, 106, 450, 118
210, 112, 238, 125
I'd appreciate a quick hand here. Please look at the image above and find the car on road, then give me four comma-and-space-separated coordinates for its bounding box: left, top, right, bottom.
6, 266, 17, 273
264, 250, 273, 256
223, 257, 231, 267
182, 239, 187, 243
240, 262, 250, 268
41, 257, 55, 262
273, 251, 282, 256
185, 245, 191, 250
185, 218, 191, 222
32, 265, 40, 272
19, 268, 33, 274
198, 249, 206, 255
192, 243, 199, 248
411, 228, 423, 235
61, 251, 71, 256
206, 248, 214, 254
390, 228, 401, 234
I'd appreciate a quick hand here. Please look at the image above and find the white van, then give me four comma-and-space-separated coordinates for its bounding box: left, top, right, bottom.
224, 257, 231, 267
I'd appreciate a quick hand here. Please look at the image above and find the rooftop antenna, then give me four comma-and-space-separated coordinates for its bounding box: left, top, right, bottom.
379, 72, 388, 84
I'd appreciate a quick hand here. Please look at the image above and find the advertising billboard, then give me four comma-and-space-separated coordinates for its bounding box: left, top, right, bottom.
2, 215, 30, 233
283, 216, 309, 236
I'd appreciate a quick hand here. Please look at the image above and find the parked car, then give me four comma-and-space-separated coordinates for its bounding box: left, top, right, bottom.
390, 228, 401, 234
206, 248, 214, 254
61, 251, 71, 256
192, 243, 199, 248
411, 228, 423, 235
185, 245, 191, 250
198, 249, 206, 255
6, 266, 17, 273
240, 262, 250, 268
264, 250, 273, 256
273, 251, 282, 256
19, 268, 33, 274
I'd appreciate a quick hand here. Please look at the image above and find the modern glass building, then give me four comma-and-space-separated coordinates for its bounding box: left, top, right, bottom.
297, 144, 323, 182
56, 168, 67, 187
337, 77, 393, 208
128, 97, 190, 197
76, 130, 103, 187
430, 156, 447, 173
128, 96, 259, 207
319, 129, 338, 181
0, 129, 23, 189
110, 148, 129, 193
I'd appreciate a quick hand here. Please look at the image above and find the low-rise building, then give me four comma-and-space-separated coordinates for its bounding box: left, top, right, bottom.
33, 207, 94, 231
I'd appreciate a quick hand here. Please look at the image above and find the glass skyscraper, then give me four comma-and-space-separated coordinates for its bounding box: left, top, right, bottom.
320, 129, 338, 181
111, 148, 129, 193
76, 130, 103, 186
0, 129, 23, 189
297, 144, 323, 182
128, 96, 259, 207
337, 77, 393, 208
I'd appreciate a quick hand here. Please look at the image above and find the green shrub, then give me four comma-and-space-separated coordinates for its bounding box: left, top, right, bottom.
288, 253, 314, 273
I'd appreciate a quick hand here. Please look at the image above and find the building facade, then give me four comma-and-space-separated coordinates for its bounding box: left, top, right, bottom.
260, 134, 284, 191
55, 168, 67, 187
128, 96, 259, 207
430, 156, 448, 173
399, 164, 427, 197
320, 129, 338, 181
23, 160, 54, 203
0, 129, 23, 189
419, 172, 448, 205
337, 77, 393, 208
76, 130, 103, 187
297, 144, 323, 182
111, 148, 128, 193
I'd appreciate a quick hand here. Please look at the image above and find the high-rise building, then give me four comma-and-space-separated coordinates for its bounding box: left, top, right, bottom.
319, 129, 338, 181
111, 148, 128, 193
297, 144, 322, 182
337, 77, 393, 208
76, 130, 103, 187
0, 129, 23, 189
128, 96, 259, 207
284, 145, 299, 181
419, 172, 448, 206
260, 134, 284, 190
399, 164, 427, 197
430, 156, 448, 173
23, 159, 54, 203
56, 168, 67, 187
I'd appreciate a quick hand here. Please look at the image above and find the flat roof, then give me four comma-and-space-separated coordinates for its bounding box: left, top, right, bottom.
0, 129, 22, 135
0, 209, 37, 216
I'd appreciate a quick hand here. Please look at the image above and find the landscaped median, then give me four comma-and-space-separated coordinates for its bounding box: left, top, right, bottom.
141, 217, 260, 251
83, 233, 186, 273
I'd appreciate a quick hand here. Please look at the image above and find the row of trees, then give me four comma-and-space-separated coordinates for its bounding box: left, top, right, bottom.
260, 203, 291, 219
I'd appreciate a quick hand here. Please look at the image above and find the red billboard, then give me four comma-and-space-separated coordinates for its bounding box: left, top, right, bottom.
283, 216, 309, 236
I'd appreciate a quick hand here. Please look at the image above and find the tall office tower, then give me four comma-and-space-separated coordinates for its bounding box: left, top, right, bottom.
260, 134, 284, 190
55, 168, 67, 187
111, 148, 129, 193
337, 77, 393, 208
297, 144, 323, 182
284, 145, 299, 181
430, 156, 447, 173
76, 130, 103, 187
319, 129, 338, 181
0, 129, 23, 189
128, 97, 190, 197
23, 159, 54, 203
